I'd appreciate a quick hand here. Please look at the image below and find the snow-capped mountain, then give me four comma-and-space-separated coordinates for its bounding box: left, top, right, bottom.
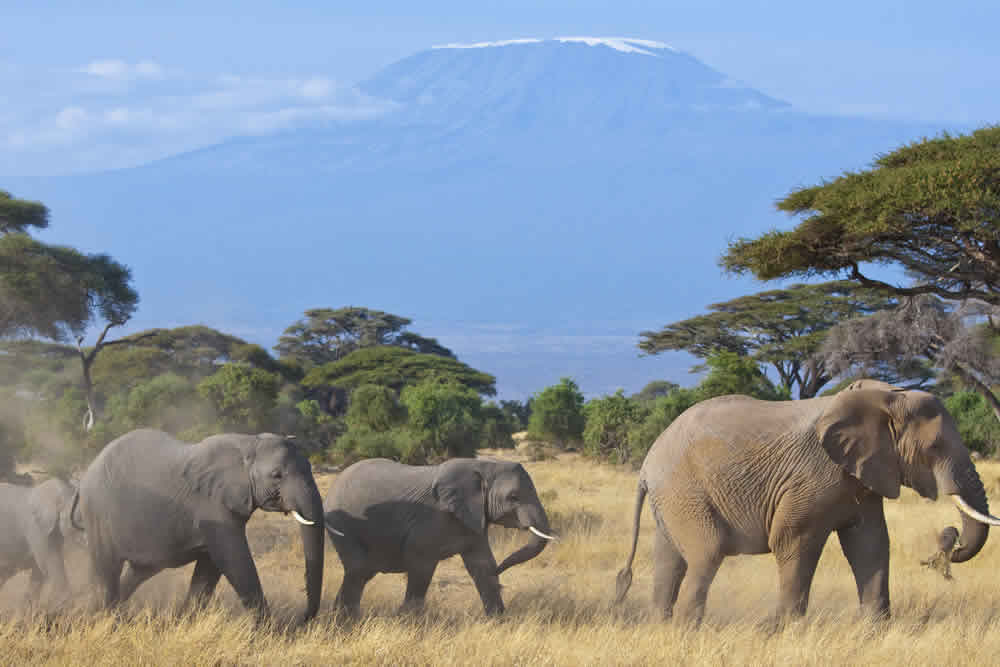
14, 39, 956, 397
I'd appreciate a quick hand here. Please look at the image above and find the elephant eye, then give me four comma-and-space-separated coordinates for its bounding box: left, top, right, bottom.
270, 469, 283, 480
508, 492, 519, 503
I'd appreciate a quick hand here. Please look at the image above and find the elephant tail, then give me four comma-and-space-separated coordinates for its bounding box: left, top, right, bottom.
69, 488, 84, 532
615, 480, 647, 605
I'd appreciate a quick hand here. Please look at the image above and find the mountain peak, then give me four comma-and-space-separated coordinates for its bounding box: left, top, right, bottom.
432, 37, 676, 57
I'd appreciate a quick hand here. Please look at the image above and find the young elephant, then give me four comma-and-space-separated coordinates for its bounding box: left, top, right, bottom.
77, 429, 325, 620
0, 478, 80, 605
324, 457, 555, 616
616, 380, 1000, 624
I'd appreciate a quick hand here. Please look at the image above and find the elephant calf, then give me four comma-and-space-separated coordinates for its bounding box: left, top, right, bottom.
324, 457, 556, 616
0, 478, 80, 606
76, 429, 325, 621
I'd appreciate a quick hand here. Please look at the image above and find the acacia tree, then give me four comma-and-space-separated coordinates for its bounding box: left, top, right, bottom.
640, 281, 897, 398
721, 127, 1000, 305
0, 190, 139, 430
275, 306, 454, 368
822, 295, 1000, 417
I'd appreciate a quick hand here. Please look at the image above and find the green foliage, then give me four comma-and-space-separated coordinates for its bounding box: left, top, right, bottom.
499, 399, 532, 431
345, 384, 407, 432
528, 378, 586, 448
275, 306, 454, 368
944, 391, 1000, 456
696, 350, 789, 401
721, 126, 1000, 306
400, 380, 483, 460
0, 189, 49, 234
197, 363, 281, 432
303, 345, 496, 396
330, 427, 423, 465
480, 402, 517, 449
639, 282, 897, 398
631, 380, 680, 403
583, 390, 647, 462
626, 388, 701, 463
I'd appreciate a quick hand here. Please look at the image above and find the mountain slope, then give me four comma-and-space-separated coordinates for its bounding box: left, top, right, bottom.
13, 39, 958, 397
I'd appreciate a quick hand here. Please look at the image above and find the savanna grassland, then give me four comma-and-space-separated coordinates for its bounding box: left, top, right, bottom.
5, 450, 1000, 666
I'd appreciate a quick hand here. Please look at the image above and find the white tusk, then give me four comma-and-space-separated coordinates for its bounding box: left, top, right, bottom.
324, 519, 345, 537
528, 526, 557, 541
952, 495, 1000, 527
291, 510, 315, 526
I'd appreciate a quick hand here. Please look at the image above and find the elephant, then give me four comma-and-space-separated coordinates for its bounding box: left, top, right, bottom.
323, 457, 556, 616
76, 428, 325, 621
0, 478, 80, 605
615, 380, 1000, 624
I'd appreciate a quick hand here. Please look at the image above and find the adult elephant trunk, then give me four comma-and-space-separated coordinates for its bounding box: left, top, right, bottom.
496, 503, 554, 575
940, 461, 993, 563
291, 482, 325, 620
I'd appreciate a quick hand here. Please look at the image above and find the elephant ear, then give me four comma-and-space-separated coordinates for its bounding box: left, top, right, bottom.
817, 388, 901, 499
432, 461, 486, 535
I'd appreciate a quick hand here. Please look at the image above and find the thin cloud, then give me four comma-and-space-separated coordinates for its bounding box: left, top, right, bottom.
0, 62, 393, 176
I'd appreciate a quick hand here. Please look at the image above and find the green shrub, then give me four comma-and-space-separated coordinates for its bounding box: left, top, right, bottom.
330, 427, 423, 465
527, 378, 585, 448
583, 390, 647, 463
401, 380, 483, 459
346, 384, 407, 432
480, 402, 517, 449
626, 388, 700, 463
944, 390, 1000, 456
197, 363, 281, 432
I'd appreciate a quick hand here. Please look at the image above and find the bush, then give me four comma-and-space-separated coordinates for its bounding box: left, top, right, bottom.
197, 363, 281, 432
330, 427, 423, 465
401, 380, 483, 460
583, 390, 647, 463
626, 388, 700, 463
346, 384, 407, 432
527, 378, 585, 448
696, 351, 788, 401
944, 390, 1000, 456
480, 402, 517, 449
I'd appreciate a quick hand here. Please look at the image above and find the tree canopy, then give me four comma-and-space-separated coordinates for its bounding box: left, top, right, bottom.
274, 306, 454, 367
720, 127, 1000, 304
302, 345, 496, 396
639, 281, 897, 397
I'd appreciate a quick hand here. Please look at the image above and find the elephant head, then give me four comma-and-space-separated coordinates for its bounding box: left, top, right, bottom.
205, 433, 325, 620
818, 380, 1000, 563
432, 459, 555, 575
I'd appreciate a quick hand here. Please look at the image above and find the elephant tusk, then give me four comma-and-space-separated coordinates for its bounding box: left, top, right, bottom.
291, 510, 316, 526
528, 526, 557, 541
952, 495, 1000, 526
324, 519, 345, 537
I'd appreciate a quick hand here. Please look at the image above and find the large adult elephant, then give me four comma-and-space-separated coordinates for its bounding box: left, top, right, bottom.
323, 457, 556, 616
0, 478, 80, 605
615, 380, 1000, 624
76, 429, 325, 621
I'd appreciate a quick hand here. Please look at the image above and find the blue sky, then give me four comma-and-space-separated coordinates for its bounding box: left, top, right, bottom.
3, 1, 998, 176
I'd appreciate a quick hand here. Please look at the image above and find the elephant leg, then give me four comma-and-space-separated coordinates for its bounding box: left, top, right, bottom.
182, 556, 222, 612
118, 562, 161, 603
25, 564, 44, 603
204, 526, 267, 619
837, 498, 890, 619
773, 536, 827, 618
674, 551, 722, 626
91, 553, 125, 609
652, 529, 687, 620
461, 545, 503, 616
400, 562, 438, 613
334, 568, 373, 617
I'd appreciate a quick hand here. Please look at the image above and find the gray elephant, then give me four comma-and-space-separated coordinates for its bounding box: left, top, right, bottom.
323, 457, 556, 616
76, 428, 325, 620
0, 478, 80, 605
616, 380, 1000, 624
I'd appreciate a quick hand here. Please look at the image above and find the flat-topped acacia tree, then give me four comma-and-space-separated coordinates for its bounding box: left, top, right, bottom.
721, 126, 1000, 304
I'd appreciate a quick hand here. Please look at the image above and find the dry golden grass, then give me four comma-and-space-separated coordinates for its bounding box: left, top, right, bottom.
5, 451, 1000, 665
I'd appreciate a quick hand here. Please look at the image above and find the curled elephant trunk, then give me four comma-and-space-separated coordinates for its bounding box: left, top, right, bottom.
294, 487, 325, 621
496, 505, 553, 575
944, 464, 992, 563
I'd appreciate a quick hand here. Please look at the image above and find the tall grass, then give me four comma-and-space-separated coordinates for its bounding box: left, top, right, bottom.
4, 452, 1000, 665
